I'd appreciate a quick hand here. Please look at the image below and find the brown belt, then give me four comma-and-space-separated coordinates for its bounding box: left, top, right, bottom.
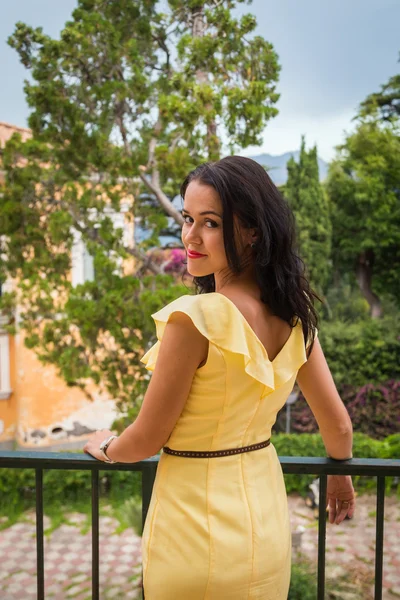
163, 438, 271, 458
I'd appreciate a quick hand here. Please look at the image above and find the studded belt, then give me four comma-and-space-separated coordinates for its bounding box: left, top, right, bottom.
163, 438, 271, 458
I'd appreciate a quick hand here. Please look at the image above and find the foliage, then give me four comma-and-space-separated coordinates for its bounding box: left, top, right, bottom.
272, 432, 400, 496
325, 116, 400, 317
289, 558, 375, 600
320, 274, 371, 322
359, 53, 400, 121
284, 311, 400, 439
0, 457, 141, 519
0, 0, 281, 413
284, 137, 332, 295
290, 380, 400, 440
288, 560, 317, 600
145, 248, 187, 276
342, 380, 400, 439
318, 316, 400, 388
113, 495, 143, 535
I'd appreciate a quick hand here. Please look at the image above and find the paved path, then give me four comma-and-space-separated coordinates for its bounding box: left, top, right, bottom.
0, 513, 142, 599
0, 495, 398, 599
290, 494, 400, 599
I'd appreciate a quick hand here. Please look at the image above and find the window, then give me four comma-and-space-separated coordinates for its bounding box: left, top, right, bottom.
0, 333, 11, 400
71, 230, 95, 286
71, 207, 132, 286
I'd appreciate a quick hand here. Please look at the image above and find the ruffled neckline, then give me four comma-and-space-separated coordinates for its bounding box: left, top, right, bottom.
207, 293, 307, 395
209, 292, 296, 365
141, 292, 308, 397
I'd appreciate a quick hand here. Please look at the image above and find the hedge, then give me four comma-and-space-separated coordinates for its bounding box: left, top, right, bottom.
288, 380, 400, 439
273, 432, 400, 495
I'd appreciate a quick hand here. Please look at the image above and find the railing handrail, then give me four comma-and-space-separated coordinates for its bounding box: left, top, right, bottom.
0, 450, 399, 476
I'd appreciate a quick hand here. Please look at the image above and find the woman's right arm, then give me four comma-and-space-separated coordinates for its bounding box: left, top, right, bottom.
296, 337, 353, 460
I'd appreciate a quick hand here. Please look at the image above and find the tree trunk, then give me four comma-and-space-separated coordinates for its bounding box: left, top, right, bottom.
355, 249, 382, 318
192, 5, 220, 160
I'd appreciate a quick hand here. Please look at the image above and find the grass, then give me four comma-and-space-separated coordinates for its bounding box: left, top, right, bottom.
63, 585, 91, 598
0, 503, 32, 531
291, 554, 376, 600
0, 488, 142, 543
354, 554, 373, 565
112, 496, 142, 535
0, 490, 142, 600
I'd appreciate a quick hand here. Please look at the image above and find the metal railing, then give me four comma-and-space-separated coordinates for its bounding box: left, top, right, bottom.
0, 451, 399, 599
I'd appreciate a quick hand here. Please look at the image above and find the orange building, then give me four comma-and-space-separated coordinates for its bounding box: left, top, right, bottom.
0, 122, 134, 450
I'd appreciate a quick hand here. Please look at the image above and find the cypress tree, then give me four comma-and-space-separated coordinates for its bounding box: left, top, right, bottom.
285, 137, 332, 294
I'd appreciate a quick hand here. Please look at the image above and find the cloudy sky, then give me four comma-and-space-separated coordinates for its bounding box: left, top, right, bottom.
1, 0, 399, 161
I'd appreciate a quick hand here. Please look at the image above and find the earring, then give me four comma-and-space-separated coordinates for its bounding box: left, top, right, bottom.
250, 242, 256, 249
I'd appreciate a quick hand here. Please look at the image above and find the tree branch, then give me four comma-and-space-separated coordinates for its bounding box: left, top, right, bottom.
138, 170, 184, 226
65, 203, 164, 275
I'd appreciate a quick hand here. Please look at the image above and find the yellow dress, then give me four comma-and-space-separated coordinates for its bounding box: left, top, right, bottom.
140, 293, 312, 600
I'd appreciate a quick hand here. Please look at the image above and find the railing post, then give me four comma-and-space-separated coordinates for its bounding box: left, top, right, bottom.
317, 474, 327, 600
35, 468, 45, 600
92, 469, 100, 600
374, 476, 385, 600
141, 461, 158, 600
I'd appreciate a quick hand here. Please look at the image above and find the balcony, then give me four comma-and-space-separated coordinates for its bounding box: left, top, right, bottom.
0, 451, 399, 599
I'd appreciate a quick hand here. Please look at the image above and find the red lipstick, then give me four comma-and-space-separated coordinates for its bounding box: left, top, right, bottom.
187, 250, 207, 259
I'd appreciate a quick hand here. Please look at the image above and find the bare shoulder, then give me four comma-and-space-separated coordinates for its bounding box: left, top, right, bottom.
223, 291, 291, 334
220, 290, 262, 318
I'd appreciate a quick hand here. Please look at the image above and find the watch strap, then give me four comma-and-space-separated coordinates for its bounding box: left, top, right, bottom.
99, 435, 118, 463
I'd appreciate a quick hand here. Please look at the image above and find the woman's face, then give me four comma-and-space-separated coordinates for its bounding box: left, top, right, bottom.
181, 181, 228, 277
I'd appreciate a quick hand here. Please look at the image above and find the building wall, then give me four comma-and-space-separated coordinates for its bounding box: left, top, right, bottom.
0, 336, 17, 447
0, 121, 136, 449
0, 331, 120, 448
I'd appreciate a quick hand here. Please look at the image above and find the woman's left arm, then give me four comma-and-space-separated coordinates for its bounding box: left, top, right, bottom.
84, 312, 209, 463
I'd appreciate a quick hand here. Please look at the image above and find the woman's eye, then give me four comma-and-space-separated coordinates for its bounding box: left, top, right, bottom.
182, 215, 218, 228
206, 220, 218, 228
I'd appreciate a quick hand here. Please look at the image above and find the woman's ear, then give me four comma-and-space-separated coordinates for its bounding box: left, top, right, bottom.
250, 228, 259, 244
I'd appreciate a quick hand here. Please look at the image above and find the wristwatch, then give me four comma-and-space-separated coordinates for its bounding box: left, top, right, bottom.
99, 435, 118, 463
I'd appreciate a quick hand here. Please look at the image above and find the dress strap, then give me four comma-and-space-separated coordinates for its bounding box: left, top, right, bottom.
163, 439, 271, 458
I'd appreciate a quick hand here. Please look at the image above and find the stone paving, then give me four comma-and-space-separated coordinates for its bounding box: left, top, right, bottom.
290, 494, 400, 599
0, 495, 398, 599
0, 513, 142, 599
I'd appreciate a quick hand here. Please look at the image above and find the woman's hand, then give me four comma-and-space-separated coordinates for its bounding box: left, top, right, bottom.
83, 429, 115, 462
326, 474, 356, 525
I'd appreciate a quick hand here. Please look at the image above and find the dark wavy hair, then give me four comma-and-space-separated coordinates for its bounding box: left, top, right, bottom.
180, 155, 320, 352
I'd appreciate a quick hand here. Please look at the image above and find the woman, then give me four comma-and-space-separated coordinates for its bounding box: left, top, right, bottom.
84, 156, 355, 599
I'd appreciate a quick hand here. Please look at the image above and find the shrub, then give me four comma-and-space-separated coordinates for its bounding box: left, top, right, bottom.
319, 317, 400, 388
273, 432, 399, 496
289, 561, 317, 599
0, 458, 141, 517
287, 380, 400, 439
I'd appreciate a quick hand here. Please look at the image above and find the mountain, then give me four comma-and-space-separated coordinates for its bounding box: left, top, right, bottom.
248, 151, 329, 186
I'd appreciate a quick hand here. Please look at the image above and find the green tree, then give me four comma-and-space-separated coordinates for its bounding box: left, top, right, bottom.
326, 117, 400, 318
0, 0, 281, 416
359, 52, 399, 121
284, 137, 332, 295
